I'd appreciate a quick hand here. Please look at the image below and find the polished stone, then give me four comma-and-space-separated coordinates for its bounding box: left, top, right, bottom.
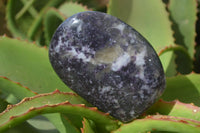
49, 11, 165, 122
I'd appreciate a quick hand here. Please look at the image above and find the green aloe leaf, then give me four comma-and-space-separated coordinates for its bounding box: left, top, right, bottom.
20, 0, 38, 18
169, 0, 197, 58
43, 113, 79, 133
159, 45, 190, 57
15, 0, 36, 20
58, 1, 89, 18
42, 114, 79, 133
0, 90, 85, 132
169, 0, 197, 74
0, 36, 70, 93
43, 2, 90, 46
6, 0, 49, 39
43, 8, 65, 46
6, 0, 65, 45
108, 0, 176, 76
147, 99, 200, 121
0, 90, 119, 132
81, 118, 95, 133
0, 76, 36, 100
162, 73, 200, 106
27, 0, 64, 41
63, 114, 84, 132
113, 115, 200, 133
0, 76, 86, 133
158, 45, 192, 74
6, 0, 32, 38
0, 37, 98, 133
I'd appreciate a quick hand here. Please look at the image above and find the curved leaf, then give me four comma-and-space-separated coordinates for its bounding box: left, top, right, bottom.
108, 0, 176, 76
6, 0, 29, 38
0, 90, 119, 132
114, 115, 200, 133
0, 76, 80, 133
0, 36, 70, 93
27, 0, 64, 41
169, 0, 197, 58
0, 76, 36, 99
43, 8, 65, 46
0, 37, 94, 133
54, 114, 80, 133
62, 113, 84, 132
6, 0, 65, 45
15, 0, 36, 20
20, 0, 38, 18
169, 0, 197, 74
162, 73, 200, 106
43, 113, 79, 133
159, 45, 192, 74
159, 45, 190, 57
146, 99, 200, 121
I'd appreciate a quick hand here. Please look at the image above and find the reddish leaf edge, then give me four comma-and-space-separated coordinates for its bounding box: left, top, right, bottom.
0, 90, 119, 132
146, 99, 200, 116
81, 118, 91, 133
158, 44, 190, 57
0, 76, 38, 95
145, 115, 200, 127
113, 115, 200, 133
0, 35, 48, 50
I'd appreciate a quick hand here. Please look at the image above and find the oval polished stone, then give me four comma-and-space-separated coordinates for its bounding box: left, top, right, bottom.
49, 11, 165, 122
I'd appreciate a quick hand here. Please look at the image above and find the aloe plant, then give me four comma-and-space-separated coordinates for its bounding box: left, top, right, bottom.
0, 0, 200, 132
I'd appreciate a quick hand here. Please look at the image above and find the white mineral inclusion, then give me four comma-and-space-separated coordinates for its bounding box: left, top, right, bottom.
111, 45, 147, 72
67, 46, 94, 62
135, 46, 147, 79
54, 43, 61, 53
54, 36, 65, 53
111, 52, 131, 71
135, 48, 146, 66
112, 24, 125, 34
70, 17, 83, 33
72, 48, 89, 61
100, 86, 112, 94
76, 20, 83, 33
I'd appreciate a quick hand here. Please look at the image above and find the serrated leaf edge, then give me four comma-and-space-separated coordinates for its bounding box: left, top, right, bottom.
60, 1, 92, 12
0, 76, 38, 95
145, 115, 200, 126
147, 99, 200, 115
0, 35, 48, 50
168, 0, 198, 58
113, 115, 200, 133
0, 90, 118, 132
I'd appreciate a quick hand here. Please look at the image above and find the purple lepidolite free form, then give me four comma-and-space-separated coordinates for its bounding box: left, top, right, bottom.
49, 11, 165, 122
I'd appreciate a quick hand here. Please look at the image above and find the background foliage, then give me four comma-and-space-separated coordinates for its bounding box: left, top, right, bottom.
0, 0, 200, 132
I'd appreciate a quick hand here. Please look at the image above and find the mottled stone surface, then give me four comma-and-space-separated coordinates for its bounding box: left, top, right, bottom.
49, 11, 165, 122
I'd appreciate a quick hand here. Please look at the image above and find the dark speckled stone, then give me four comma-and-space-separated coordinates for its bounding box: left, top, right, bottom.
49, 11, 165, 122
